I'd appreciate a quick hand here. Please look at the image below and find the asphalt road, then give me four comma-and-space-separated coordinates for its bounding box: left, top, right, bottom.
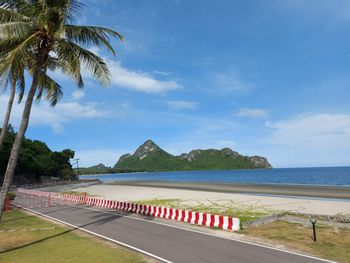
13, 194, 332, 263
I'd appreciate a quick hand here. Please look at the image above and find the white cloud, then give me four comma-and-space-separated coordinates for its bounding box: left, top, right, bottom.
50, 47, 181, 95
166, 100, 199, 110
107, 61, 180, 94
237, 108, 269, 119
267, 113, 350, 149
71, 90, 85, 100
80, 48, 181, 94
0, 95, 108, 133
212, 70, 252, 93
153, 70, 172, 76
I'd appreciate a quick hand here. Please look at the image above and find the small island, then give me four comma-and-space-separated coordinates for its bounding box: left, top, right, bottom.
80, 140, 272, 174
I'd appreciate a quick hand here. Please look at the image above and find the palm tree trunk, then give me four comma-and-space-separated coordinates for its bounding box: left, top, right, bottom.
0, 79, 16, 152
0, 69, 41, 222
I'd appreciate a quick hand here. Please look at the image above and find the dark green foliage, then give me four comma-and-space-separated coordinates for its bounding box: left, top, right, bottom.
8, 191, 15, 200
114, 151, 264, 172
114, 150, 183, 173
0, 125, 76, 184
77, 163, 113, 175
113, 140, 272, 173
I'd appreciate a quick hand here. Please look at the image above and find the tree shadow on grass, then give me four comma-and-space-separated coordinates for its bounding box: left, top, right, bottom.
3, 198, 160, 254
1, 214, 35, 223
0, 211, 124, 254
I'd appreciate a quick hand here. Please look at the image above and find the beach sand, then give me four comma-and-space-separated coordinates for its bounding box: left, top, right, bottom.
72, 183, 350, 216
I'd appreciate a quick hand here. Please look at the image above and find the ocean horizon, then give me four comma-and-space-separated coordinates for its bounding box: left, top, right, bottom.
80, 166, 350, 187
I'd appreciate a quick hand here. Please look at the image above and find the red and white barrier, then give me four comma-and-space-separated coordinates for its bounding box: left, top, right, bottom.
17, 188, 240, 231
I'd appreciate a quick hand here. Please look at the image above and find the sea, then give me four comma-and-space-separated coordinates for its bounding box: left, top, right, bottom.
80, 166, 350, 187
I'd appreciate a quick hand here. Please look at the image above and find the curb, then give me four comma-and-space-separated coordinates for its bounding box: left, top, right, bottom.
17, 188, 240, 231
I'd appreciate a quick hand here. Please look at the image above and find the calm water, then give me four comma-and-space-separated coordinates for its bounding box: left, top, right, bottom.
80, 166, 350, 187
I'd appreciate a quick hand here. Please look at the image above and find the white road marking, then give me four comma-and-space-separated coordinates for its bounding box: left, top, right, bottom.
15, 205, 173, 263
14, 198, 335, 263
77, 205, 335, 263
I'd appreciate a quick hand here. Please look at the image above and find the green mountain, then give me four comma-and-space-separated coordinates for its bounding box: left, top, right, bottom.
77, 163, 112, 175
113, 140, 272, 172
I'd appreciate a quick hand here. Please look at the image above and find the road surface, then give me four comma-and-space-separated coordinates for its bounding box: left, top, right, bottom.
13, 193, 333, 263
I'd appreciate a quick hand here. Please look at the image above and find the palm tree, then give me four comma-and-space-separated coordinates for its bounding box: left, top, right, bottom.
0, 78, 17, 153
0, 0, 64, 152
0, 0, 123, 221
0, 57, 64, 153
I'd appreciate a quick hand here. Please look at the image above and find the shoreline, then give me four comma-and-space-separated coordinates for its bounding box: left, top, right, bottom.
71, 182, 350, 216
107, 180, 350, 199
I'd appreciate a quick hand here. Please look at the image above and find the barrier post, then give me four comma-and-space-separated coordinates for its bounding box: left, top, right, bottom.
310, 219, 317, 242
84, 192, 87, 204
48, 194, 51, 207
5, 194, 10, 211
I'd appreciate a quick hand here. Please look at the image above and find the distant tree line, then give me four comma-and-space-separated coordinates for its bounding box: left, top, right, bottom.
0, 126, 76, 185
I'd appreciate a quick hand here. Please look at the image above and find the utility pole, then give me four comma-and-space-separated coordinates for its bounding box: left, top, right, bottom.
74, 158, 79, 175
71, 158, 80, 177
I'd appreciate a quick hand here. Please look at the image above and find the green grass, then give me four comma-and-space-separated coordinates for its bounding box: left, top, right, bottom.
243, 220, 350, 263
61, 190, 96, 197
137, 198, 182, 207
137, 198, 273, 223
0, 209, 147, 263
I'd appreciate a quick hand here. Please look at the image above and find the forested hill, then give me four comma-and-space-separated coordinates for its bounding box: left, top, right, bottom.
0, 126, 76, 185
113, 140, 272, 173
77, 163, 113, 175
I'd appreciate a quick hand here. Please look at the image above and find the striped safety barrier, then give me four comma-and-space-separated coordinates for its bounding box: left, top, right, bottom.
17, 188, 240, 231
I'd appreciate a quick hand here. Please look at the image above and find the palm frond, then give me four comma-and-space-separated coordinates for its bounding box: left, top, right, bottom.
0, 69, 9, 91
0, 6, 30, 23
0, 21, 32, 38
0, 33, 36, 79
65, 25, 124, 55
55, 39, 110, 86
0, 33, 34, 56
49, 45, 84, 88
64, 0, 84, 23
37, 0, 83, 23
16, 72, 25, 103
36, 72, 63, 106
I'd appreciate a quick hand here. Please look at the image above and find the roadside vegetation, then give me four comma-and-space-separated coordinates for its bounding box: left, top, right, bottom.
61, 191, 96, 197
135, 199, 350, 262
0, 0, 123, 222
136, 198, 274, 223
0, 209, 148, 263
136, 198, 350, 262
0, 125, 76, 186
242, 220, 350, 263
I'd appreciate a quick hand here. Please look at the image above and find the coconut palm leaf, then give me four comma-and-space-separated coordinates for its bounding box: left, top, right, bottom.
45, 49, 84, 88
0, 0, 123, 222
0, 7, 29, 23
0, 21, 32, 38
36, 73, 63, 106
65, 25, 124, 55
0, 33, 36, 78
54, 39, 110, 85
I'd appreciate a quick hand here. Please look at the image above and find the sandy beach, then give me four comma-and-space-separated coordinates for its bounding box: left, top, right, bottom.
72, 182, 350, 216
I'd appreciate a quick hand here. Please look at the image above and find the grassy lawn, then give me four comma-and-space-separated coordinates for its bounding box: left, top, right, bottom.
61, 191, 97, 197
137, 198, 274, 223
0, 209, 148, 263
242, 220, 350, 263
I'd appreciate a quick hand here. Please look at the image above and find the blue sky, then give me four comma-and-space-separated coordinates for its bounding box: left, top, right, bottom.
1, 0, 350, 168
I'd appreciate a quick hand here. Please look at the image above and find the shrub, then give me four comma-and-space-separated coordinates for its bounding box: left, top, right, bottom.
8, 192, 16, 200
